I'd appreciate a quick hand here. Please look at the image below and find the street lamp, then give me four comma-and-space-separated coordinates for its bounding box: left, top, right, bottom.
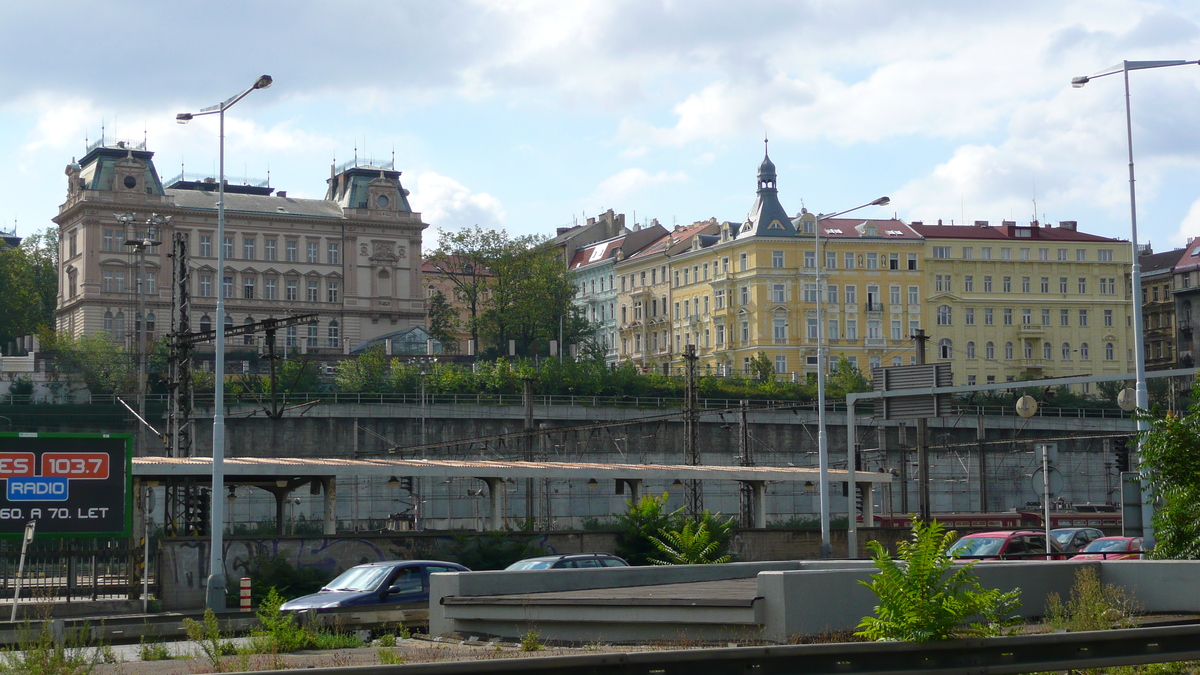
176, 74, 273, 611
813, 196, 890, 558
120, 212, 167, 457
1071, 59, 1199, 548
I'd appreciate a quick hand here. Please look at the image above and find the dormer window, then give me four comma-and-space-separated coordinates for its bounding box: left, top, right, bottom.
864, 224, 878, 236
801, 220, 814, 234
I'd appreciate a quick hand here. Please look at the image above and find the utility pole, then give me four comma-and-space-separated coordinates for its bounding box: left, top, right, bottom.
523, 377, 535, 526
977, 414, 988, 512
912, 328, 931, 522
682, 344, 702, 518
120, 212, 167, 457
737, 400, 752, 527
897, 422, 908, 513
166, 231, 191, 458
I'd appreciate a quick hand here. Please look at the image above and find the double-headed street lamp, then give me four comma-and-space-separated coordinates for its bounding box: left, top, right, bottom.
813, 196, 890, 558
1072, 59, 1199, 548
176, 74, 273, 611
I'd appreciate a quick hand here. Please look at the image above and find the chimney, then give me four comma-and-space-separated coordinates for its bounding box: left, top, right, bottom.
277, 191, 287, 198
911, 221, 923, 226
937, 219, 943, 226
1058, 221, 1077, 231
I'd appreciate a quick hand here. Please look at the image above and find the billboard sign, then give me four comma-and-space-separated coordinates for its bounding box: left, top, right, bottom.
0, 433, 132, 538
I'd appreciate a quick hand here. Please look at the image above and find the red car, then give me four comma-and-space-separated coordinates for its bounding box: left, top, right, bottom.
1073, 536, 1144, 560
946, 530, 1067, 560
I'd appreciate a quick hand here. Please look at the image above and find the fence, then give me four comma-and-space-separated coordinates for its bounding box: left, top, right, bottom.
0, 541, 154, 603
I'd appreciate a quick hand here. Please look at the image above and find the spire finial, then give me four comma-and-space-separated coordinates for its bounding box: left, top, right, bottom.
764, 133, 769, 155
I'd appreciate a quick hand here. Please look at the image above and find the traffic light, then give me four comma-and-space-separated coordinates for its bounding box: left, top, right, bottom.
1114, 440, 1130, 472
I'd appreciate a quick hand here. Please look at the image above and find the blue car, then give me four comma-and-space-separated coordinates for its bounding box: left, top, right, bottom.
279, 560, 468, 611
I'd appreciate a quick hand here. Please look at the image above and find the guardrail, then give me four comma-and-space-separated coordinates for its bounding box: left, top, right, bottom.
213, 623, 1200, 675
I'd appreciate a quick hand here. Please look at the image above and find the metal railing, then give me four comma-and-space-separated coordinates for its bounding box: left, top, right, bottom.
0, 546, 150, 602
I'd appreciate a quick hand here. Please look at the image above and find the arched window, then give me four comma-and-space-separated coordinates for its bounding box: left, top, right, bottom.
938, 338, 952, 359
937, 305, 952, 325
328, 320, 340, 349
114, 311, 125, 338
1106, 342, 1114, 360
1062, 342, 1071, 360
1043, 341, 1052, 360
1004, 342, 1014, 360
1080, 342, 1089, 360
243, 316, 255, 345
966, 341, 976, 359
146, 312, 156, 336
103, 311, 114, 336
199, 315, 212, 334
985, 341, 994, 359
225, 315, 234, 332
1024, 341, 1033, 358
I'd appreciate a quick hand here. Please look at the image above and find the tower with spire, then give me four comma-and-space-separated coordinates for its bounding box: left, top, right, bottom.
737, 139, 795, 238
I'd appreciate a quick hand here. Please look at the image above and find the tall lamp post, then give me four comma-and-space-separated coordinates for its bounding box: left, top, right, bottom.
176, 74, 273, 611
120, 212, 168, 457
1071, 59, 1199, 548
813, 196, 890, 558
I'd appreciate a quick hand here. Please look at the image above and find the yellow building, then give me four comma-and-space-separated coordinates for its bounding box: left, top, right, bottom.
668, 151, 923, 377
912, 221, 1135, 388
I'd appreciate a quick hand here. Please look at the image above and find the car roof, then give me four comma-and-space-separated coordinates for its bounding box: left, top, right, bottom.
519, 553, 615, 561
960, 530, 1044, 538
1051, 527, 1101, 533
353, 560, 467, 568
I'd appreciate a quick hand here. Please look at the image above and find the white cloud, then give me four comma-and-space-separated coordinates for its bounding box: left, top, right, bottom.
1175, 199, 1200, 248
586, 168, 689, 208
408, 171, 506, 235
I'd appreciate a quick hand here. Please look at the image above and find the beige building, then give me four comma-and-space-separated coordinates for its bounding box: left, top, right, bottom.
54, 142, 427, 355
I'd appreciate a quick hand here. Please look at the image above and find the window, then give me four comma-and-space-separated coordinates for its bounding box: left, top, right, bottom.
1003, 308, 1013, 325
683, 268, 690, 285
938, 338, 952, 359
264, 278, 276, 300
965, 307, 975, 325
962, 247, 973, 260
1057, 248, 1068, 261
739, 253, 747, 271
222, 236, 234, 259
200, 275, 212, 297
1077, 249, 1086, 261
327, 321, 340, 348
827, 285, 838, 304
1020, 248, 1030, 260
243, 237, 255, 260
890, 285, 901, 305
889, 253, 900, 270
306, 280, 319, 302
1039, 277, 1048, 294
867, 253, 879, 270
1061, 309, 1069, 326
985, 342, 995, 359
1078, 278, 1087, 294
327, 281, 339, 303
1080, 342, 1090, 360
307, 323, 318, 348
1022, 308, 1031, 325
1062, 342, 1071, 360
964, 275, 974, 292
984, 308, 994, 325
907, 253, 918, 270
771, 284, 785, 303
803, 283, 817, 302
715, 290, 725, 309
775, 355, 787, 374
845, 285, 857, 304
1101, 278, 1115, 294
243, 277, 255, 299
1104, 309, 1113, 327
673, 271, 679, 287
1106, 342, 1114, 360
935, 275, 947, 292
844, 252, 855, 270
286, 240, 298, 262
307, 241, 319, 264
740, 286, 749, 304
103, 229, 116, 252
867, 320, 881, 339
846, 320, 858, 340
1022, 277, 1030, 293
967, 341, 976, 358
722, 258, 729, 275
286, 280, 298, 301
703, 296, 709, 314
867, 285, 880, 309
1003, 276, 1012, 293
908, 286, 919, 304
826, 251, 837, 269
1041, 308, 1050, 326
1039, 248, 1049, 261
328, 242, 340, 265
982, 247, 992, 260
716, 324, 725, 346
984, 276, 993, 293
1001, 247, 1011, 260
222, 276, 233, 298
1059, 277, 1068, 293
828, 319, 839, 339
265, 239, 276, 261
933, 246, 951, 259
775, 318, 788, 342
102, 270, 114, 292
891, 320, 902, 340
1044, 341, 1052, 360
1005, 342, 1014, 359
741, 321, 749, 342
937, 305, 952, 325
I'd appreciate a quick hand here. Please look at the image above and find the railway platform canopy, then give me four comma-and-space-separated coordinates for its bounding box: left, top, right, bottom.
132, 457, 892, 532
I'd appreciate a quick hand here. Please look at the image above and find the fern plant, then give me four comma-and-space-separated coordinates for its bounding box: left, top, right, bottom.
856, 519, 1022, 641
649, 517, 732, 565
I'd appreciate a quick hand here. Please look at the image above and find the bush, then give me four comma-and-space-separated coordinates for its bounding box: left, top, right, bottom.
614, 492, 685, 566
440, 531, 547, 570
856, 519, 1022, 641
1045, 566, 1140, 632
649, 513, 735, 565
232, 552, 330, 604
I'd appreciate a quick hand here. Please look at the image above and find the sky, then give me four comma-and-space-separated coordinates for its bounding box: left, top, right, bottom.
2, 1, 1200, 254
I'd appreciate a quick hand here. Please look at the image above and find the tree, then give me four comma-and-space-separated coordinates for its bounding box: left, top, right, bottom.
826, 356, 871, 400
649, 511, 735, 565
613, 492, 684, 566
20, 228, 59, 333
1136, 403, 1200, 559
44, 333, 138, 396
856, 519, 1022, 641
428, 226, 503, 351
748, 352, 774, 382
425, 289, 460, 354
333, 345, 393, 393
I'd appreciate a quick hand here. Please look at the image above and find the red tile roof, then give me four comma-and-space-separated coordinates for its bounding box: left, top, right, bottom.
911, 222, 1125, 242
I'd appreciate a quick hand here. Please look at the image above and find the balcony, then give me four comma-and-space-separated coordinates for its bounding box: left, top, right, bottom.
1017, 324, 1045, 336
865, 338, 886, 348
865, 302, 884, 313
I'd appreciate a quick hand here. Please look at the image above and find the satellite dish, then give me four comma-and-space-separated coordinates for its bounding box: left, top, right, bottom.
1016, 394, 1038, 418
1117, 387, 1137, 412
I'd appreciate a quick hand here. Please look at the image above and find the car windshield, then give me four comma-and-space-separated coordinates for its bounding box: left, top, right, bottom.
506, 560, 555, 570
1082, 539, 1130, 553
1052, 531, 1076, 545
323, 566, 392, 591
948, 537, 1005, 557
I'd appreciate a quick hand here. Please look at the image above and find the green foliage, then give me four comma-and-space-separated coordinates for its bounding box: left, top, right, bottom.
440, 531, 547, 570
377, 647, 406, 665
233, 552, 330, 602
1045, 566, 1140, 632
856, 519, 1022, 642
1137, 404, 1200, 559
649, 513, 735, 565
614, 492, 685, 566
826, 357, 872, 400
251, 588, 310, 653
138, 636, 172, 661
43, 333, 138, 396
520, 628, 544, 652
426, 289, 461, 353
1, 617, 103, 675
0, 228, 57, 347
748, 352, 774, 382
183, 609, 236, 671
